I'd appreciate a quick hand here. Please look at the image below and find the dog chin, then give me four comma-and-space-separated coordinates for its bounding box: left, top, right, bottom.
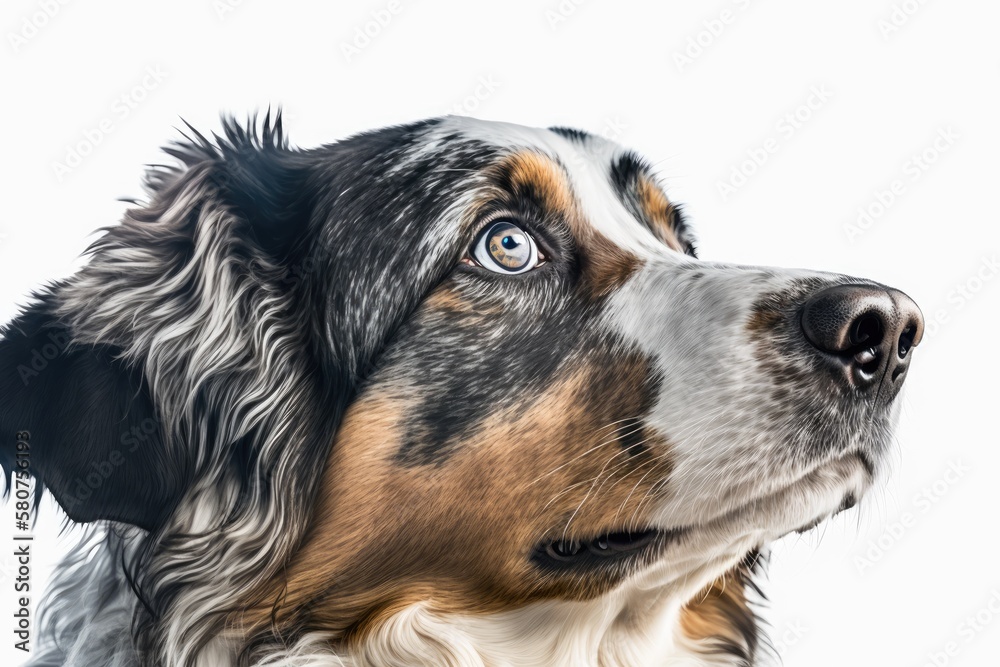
633, 451, 873, 596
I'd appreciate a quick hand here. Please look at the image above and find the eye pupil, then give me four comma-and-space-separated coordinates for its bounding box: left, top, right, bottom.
471, 220, 539, 274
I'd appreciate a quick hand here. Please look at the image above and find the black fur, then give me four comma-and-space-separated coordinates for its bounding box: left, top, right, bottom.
610, 150, 697, 256
0, 292, 178, 529
548, 126, 592, 143
0, 113, 774, 666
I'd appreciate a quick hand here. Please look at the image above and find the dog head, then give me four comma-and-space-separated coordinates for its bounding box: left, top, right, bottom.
0, 115, 922, 665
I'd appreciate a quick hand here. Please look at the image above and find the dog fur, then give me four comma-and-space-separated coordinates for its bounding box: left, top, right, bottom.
1, 113, 920, 666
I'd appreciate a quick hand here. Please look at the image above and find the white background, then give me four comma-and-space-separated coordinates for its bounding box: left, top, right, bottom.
1, 1, 998, 665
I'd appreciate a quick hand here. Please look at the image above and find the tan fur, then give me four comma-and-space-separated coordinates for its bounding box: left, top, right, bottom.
635, 175, 685, 253
234, 150, 677, 653
239, 349, 671, 642
679, 563, 759, 661
500, 151, 643, 297
500, 150, 578, 217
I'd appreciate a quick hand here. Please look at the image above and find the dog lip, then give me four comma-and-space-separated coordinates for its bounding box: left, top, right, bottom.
838, 492, 858, 513
794, 491, 859, 534
532, 527, 686, 571
794, 515, 827, 534
855, 451, 876, 479
674, 450, 875, 537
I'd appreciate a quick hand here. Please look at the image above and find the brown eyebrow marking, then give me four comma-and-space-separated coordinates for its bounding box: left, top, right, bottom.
610, 152, 687, 254
493, 149, 577, 218
483, 150, 642, 298
634, 176, 685, 252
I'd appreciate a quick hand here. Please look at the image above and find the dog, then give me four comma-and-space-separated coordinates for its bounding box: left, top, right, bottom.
1, 113, 923, 666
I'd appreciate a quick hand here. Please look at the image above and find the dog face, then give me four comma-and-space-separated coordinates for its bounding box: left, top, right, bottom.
0, 116, 922, 666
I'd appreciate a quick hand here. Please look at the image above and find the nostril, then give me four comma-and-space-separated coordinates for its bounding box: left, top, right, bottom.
799, 283, 922, 398
846, 312, 885, 379
898, 325, 916, 359
850, 312, 884, 348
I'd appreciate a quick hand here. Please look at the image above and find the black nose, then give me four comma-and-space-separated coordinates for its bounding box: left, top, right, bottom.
801, 284, 924, 393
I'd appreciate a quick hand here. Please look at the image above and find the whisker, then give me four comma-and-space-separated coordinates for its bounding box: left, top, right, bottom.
611, 459, 660, 526
526, 418, 645, 487
560, 442, 645, 540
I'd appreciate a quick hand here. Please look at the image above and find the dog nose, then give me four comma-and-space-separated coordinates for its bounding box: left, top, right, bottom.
801, 284, 924, 392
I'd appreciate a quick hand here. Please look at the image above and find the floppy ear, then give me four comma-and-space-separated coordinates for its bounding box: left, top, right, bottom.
0, 112, 326, 531
0, 294, 178, 529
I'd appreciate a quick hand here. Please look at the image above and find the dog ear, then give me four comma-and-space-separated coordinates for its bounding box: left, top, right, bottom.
0, 293, 180, 530
162, 110, 310, 256
0, 111, 325, 530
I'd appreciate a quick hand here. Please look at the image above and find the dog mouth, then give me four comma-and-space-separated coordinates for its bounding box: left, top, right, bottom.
854, 450, 876, 479
531, 527, 686, 571
728, 449, 875, 538
793, 491, 858, 534
531, 451, 873, 574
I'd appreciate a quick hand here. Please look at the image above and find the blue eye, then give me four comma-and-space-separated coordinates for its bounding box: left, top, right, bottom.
472, 221, 539, 274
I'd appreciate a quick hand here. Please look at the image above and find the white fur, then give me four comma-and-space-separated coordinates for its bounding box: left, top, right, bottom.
435, 116, 664, 258
27, 118, 902, 667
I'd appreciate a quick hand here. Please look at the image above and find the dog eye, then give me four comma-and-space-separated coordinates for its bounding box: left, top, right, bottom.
470, 221, 540, 274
